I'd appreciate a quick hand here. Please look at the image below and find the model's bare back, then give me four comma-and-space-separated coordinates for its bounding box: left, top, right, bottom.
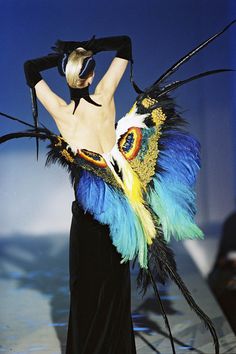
34, 56, 128, 155
51, 92, 116, 155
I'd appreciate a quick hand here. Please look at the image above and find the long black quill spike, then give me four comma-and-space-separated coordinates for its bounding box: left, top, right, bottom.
156, 69, 234, 98
0, 130, 52, 144
30, 87, 39, 160
148, 267, 176, 354
0, 111, 35, 128
148, 19, 236, 91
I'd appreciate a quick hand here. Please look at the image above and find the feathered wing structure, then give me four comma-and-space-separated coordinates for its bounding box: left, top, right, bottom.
114, 88, 220, 354
148, 129, 202, 242
101, 21, 236, 354
1, 20, 236, 354
117, 94, 204, 244
111, 21, 236, 354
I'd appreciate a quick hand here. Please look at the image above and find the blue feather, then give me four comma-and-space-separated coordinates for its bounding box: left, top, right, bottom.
147, 129, 204, 242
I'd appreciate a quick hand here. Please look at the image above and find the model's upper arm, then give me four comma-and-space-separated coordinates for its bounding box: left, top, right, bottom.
34, 80, 67, 116
95, 57, 128, 98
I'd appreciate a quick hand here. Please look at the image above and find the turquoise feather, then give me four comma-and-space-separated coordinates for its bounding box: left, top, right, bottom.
146, 129, 204, 242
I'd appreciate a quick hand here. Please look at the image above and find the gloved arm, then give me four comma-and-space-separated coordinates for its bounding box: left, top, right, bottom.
52, 35, 133, 62
89, 36, 133, 62
24, 53, 60, 88
52, 35, 142, 93
23, 53, 65, 160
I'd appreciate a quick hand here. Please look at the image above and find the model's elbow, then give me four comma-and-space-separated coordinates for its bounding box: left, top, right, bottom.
121, 36, 132, 45
23, 60, 42, 88
24, 60, 34, 72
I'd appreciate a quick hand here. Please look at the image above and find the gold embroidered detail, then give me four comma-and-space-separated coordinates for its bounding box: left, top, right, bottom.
151, 107, 166, 126
130, 132, 160, 186
141, 97, 156, 109
130, 105, 167, 187
53, 135, 75, 163
54, 136, 64, 147
60, 149, 75, 163
79, 161, 121, 190
142, 97, 166, 127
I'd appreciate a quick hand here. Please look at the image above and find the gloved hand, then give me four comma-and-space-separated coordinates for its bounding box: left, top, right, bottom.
52, 35, 133, 62
51, 36, 95, 54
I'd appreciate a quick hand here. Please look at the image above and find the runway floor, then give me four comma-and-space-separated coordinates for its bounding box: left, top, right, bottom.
0, 234, 235, 354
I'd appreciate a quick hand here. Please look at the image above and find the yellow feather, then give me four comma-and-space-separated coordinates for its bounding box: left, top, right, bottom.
103, 148, 157, 247
120, 158, 156, 245
133, 202, 156, 244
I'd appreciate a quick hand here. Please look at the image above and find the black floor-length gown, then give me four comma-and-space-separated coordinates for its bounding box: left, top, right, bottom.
65, 200, 137, 354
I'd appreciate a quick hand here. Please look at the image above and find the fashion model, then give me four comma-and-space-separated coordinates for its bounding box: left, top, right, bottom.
1, 21, 235, 353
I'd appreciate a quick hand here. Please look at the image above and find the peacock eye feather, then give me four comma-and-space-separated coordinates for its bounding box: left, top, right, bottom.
77, 149, 107, 168
119, 127, 142, 161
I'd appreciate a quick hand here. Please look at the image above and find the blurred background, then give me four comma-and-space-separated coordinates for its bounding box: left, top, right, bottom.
0, 0, 236, 346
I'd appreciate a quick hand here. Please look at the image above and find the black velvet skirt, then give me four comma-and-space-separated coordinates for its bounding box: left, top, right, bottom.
66, 200, 137, 354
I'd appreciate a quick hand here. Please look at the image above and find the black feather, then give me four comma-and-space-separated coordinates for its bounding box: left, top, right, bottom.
0, 129, 54, 144
151, 19, 236, 87
135, 234, 219, 354
45, 139, 77, 186
166, 263, 219, 354
0, 111, 35, 128
156, 69, 234, 99
148, 267, 176, 354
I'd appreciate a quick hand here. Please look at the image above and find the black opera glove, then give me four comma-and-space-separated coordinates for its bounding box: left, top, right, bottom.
23, 53, 60, 161
51, 37, 94, 54
88, 36, 133, 62
52, 35, 133, 63
24, 53, 60, 88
